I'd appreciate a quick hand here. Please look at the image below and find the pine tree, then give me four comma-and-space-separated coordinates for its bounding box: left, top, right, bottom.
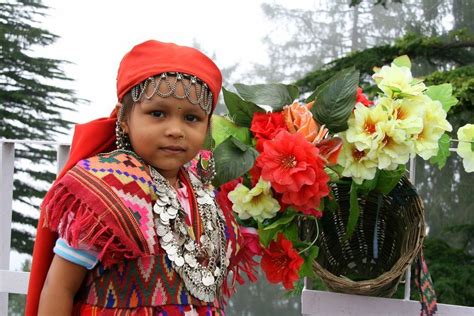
0, 0, 78, 255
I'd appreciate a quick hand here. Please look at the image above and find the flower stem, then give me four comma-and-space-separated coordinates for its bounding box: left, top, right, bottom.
298, 217, 320, 255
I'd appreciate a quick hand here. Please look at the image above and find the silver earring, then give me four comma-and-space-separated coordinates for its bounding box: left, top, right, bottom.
115, 121, 131, 150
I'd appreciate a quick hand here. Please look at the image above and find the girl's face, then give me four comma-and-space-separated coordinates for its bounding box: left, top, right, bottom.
121, 79, 209, 182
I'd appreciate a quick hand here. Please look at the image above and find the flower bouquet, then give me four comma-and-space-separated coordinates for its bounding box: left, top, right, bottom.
210, 55, 472, 295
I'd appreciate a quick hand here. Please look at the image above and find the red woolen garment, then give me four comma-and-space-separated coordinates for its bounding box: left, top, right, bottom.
25, 40, 222, 316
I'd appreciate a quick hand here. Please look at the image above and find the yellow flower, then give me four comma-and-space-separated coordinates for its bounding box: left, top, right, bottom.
338, 133, 378, 184
228, 178, 280, 222
457, 124, 474, 173
372, 63, 426, 98
412, 96, 452, 160
370, 120, 412, 170
346, 103, 388, 151
385, 97, 424, 143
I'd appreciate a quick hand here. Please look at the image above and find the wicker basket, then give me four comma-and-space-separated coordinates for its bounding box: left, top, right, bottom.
312, 176, 425, 297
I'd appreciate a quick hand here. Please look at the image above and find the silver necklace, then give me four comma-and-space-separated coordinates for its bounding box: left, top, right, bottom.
150, 166, 229, 302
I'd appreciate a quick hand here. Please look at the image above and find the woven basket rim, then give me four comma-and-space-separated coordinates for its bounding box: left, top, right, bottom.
312, 176, 426, 296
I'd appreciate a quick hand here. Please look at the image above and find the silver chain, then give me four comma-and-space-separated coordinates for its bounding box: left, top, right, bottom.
131, 72, 213, 114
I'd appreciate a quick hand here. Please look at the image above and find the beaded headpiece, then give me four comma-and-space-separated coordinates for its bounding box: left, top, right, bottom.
131, 72, 213, 115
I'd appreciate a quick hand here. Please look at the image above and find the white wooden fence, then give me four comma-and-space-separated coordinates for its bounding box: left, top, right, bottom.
0, 139, 70, 316
0, 139, 473, 315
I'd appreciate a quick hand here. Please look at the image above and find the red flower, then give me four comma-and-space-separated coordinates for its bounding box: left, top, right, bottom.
216, 178, 242, 214
356, 87, 373, 107
250, 112, 287, 141
300, 208, 323, 218
256, 130, 330, 210
249, 164, 262, 187
261, 233, 304, 289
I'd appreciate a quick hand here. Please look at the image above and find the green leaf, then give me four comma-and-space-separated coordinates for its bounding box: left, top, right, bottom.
299, 245, 319, 278
345, 181, 360, 239
426, 84, 459, 112
283, 221, 299, 243
375, 165, 406, 194
211, 115, 252, 147
392, 55, 411, 68
212, 136, 258, 187
357, 171, 380, 196
222, 87, 265, 127
203, 130, 215, 150
307, 67, 360, 133
258, 222, 280, 247
264, 211, 297, 230
429, 133, 452, 169
234, 83, 299, 110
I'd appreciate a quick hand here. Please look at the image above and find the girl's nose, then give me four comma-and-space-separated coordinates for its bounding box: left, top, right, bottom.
165, 124, 185, 139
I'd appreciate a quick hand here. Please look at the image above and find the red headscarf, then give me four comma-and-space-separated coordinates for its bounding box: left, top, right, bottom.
25, 40, 222, 315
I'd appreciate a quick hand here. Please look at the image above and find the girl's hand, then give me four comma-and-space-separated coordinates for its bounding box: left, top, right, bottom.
38, 254, 87, 315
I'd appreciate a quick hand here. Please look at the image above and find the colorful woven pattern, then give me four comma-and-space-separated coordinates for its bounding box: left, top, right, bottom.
415, 250, 438, 316
79, 254, 221, 308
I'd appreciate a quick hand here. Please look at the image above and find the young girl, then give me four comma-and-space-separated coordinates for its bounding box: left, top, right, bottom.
26, 40, 259, 315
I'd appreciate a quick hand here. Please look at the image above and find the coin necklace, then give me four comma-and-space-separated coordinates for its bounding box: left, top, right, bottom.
150, 166, 229, 302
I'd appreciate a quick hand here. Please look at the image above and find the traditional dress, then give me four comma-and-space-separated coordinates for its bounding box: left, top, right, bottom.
25, 40, 258, 316
41, 150, 256, 315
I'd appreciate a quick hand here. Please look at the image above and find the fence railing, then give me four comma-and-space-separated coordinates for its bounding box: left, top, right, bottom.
1, 139, 473, 316
0, 139, 70, 316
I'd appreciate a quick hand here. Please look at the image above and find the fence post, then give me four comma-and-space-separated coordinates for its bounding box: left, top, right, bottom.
0, 142, 15, 315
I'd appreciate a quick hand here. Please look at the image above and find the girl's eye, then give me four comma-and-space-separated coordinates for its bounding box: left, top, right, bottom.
185, 114, 200, 122
150, 111, 164, 118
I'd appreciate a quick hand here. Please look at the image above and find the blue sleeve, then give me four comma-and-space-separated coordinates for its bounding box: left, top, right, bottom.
53, 238, 99, 270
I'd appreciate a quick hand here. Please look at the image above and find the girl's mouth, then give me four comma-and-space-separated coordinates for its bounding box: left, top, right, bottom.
160, 145, 186, 153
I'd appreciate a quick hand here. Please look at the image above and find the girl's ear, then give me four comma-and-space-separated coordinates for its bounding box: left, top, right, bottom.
114, 102, 130, 134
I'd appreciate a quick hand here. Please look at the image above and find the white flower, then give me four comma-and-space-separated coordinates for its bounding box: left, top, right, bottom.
456, 124, 474, 173
228, 178, 280, 222
338, 133, 378, 184
373, 63, 426, 98
412, 96, 452, 160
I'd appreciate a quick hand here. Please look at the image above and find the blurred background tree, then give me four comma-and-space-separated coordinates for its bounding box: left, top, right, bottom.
0, 0, 79, 255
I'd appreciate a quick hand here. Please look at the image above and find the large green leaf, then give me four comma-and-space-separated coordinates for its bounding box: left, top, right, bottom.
375, 165, 406, 194
345, 181, 360, 239
234, 83, 299, 110
211, 115, 252, 147
429, 133, 452, 169
426, 83, 459, 113
263, 210, 297, 230
307, 67, 360, 133
222, 87, 265, 127
212, 136, 258, 187
258, 221, 280, 247
392, 55, 411, 68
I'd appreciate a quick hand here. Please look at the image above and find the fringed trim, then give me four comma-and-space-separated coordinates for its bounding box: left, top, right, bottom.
42, 182, 143, 268
222, 230, 261, 300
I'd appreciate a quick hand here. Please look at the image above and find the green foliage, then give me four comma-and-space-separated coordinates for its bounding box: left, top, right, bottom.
346, 181, 361, 238
307, 68, 360, 133
425, 64, 474, 120
422, 237, 474, 306
296, 32, 474, 96
429, 133, 452, 169
212, 136, 258, 188
222, 87, 265, 127
211, 115, 252, 147
234, 83, 299, 111
426, 84, 459, 112
0, 0, 80, 254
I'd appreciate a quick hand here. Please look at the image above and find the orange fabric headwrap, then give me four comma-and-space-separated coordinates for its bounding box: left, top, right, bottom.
26, 40, 222, 315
